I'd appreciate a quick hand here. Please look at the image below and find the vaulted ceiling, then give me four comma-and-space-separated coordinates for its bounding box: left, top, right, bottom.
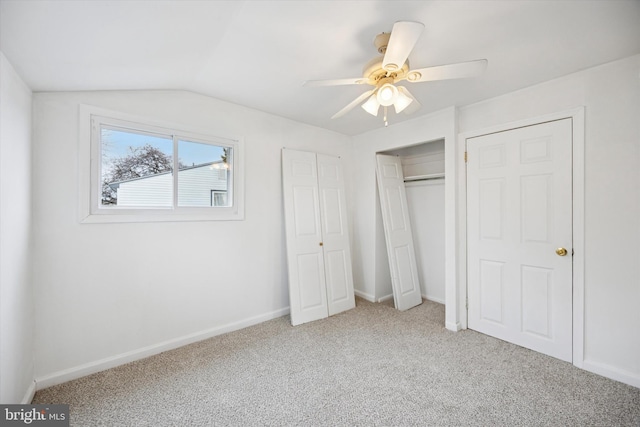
2, 0, 639, 136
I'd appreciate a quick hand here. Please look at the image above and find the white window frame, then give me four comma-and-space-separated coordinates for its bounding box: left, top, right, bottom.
79, 105, 245, 223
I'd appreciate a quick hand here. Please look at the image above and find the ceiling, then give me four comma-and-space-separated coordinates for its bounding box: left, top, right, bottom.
2, 1, 639, 136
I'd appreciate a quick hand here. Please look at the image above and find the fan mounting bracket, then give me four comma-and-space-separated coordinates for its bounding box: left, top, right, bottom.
374, 32, 391, 54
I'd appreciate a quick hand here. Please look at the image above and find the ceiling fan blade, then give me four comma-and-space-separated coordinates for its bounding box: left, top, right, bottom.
407, 59, 488, 83
304, 77, 366, 87
397, 86, 421, 115
331, 89, 375, 119
382, 21, 425, 72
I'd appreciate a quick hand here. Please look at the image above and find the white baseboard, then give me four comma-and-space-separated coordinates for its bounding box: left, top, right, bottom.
377, 293, 393, 303
445, 321, 462, 332
582, 359, 640, 389
21, 380, 36, 404
35, 306, 290, 390
361, 292, 445, 305
422, 294, 445, 305
354, 289, 376, 302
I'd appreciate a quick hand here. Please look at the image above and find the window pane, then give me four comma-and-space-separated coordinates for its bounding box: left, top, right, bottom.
101, 127, 173, 207
177, 140, 231, 207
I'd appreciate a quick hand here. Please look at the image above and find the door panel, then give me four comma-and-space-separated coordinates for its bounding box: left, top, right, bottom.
521, 174, 552, 243
325, 250, 348, 301
317, 154, 356, 316
521, 265, 552, 337
479, 260, 505, 324
479, 178, 505, 240
386, 188, 408, 231
376, 154, 422, 311
296, 253, 326, 310
395, 245, 417, 295
467, 119, 573, 362
282, 150, 328, 325
292, 186, 320, 236
320, 188, 342, 234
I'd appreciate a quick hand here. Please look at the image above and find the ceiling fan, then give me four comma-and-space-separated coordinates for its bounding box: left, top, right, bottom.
304, 21, 488, 126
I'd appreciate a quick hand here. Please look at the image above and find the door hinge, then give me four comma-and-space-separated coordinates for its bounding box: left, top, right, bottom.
464, 151, 468, 163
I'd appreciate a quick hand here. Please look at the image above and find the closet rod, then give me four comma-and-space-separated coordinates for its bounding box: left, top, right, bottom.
404, 173, 445, 183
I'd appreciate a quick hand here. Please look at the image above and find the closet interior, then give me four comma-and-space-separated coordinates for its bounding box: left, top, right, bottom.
378, 139, 446, 305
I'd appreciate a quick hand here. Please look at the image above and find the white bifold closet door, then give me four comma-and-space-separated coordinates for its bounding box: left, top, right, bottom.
282, 149, 356, 326
375, 154, 423, 311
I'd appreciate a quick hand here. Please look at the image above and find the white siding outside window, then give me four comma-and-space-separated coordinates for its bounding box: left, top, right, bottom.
114, 172, 173, 207
177, 164, 228, 207
113, 163, 228, 207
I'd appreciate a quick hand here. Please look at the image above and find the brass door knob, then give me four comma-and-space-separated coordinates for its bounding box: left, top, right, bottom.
319, 242, 323, 246
556, 247, 568, 256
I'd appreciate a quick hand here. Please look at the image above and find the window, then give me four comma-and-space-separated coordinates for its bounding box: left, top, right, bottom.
80, 106, 244, 223
211, 191, 228, 207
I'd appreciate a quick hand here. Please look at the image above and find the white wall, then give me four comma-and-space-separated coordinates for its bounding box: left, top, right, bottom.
31, 90, 352, 387
457, 54, 640, 387
0, 52, 35, 403
405, 181, 445, 304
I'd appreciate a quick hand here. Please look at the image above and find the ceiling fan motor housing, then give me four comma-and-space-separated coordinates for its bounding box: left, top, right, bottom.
362, 56, 410, 86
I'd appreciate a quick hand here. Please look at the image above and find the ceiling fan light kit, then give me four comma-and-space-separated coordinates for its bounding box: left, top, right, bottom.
360, 81, 414, 126
304, 20, 488, 127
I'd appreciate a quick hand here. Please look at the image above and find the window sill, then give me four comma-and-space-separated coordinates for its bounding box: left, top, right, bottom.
80, 208, 244, 224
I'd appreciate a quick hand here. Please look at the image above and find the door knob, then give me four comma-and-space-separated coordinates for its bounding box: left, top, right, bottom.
556, 247, 568, 256
319, 242, 323, 246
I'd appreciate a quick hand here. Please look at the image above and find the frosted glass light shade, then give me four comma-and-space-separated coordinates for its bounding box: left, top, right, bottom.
394, 86, 414, 113
362, 93, 381, 116
376, 83, 398, 106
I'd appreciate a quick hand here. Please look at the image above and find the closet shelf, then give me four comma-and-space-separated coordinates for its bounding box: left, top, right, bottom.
404, 172, 445, 182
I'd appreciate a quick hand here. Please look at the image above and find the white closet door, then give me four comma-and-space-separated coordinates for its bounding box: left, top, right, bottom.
375, 154, 423, 311
467, 119, 573, 362
317, 154, 356, 316
282, 149, 328, 325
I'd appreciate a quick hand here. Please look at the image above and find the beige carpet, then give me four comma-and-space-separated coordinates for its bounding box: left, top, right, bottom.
33, 298, 640, 426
